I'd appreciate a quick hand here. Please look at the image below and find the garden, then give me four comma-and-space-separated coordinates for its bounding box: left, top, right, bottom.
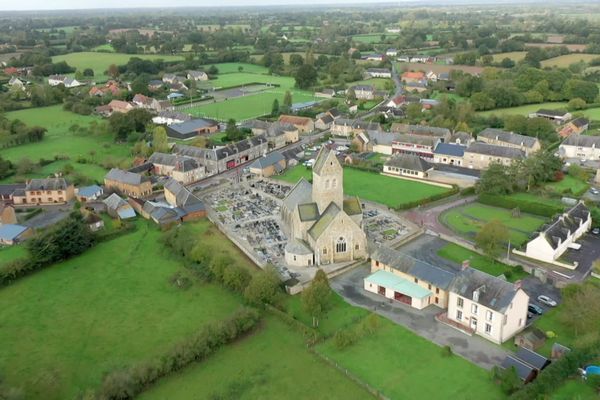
273, 165, 453, 208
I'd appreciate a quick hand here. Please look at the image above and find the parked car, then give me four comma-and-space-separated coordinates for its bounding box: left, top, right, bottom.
529, 304, 543, 315
592, 227, 600, 235
590, 188, 599, 195
537, 295, 557, 307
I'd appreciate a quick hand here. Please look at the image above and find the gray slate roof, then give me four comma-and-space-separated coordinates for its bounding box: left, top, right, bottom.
105, 169, 148, 186
26, 178, 70, 191
249, 152, 285, 170
562, 134, 600, 148
0, 224, 29, 241
434, 143, 466, 157
385, 154, 433, 172
164, 178, 205, 212
283, 178, 312, 212
103, 193, 129, 210
478, 128, 538, 149
448, 268, 520, 313
168, 119, 218, 135
465, 142, 525, 159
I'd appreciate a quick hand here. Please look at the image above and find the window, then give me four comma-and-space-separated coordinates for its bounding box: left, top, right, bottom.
414, 278, 418, 284
325, 180, 330, 189
456, 310, 462, 320
293, 256, 296, 261
355, 244, 359, 250
457, 297, 464, 308
428, 284, 432, 290
435, 297, 439, 304
486, 311, 493, 322
436, 288, 440, 294
503, 315, 508, 325
323, 248, 327, 255
332, 178, 337, 188
471, 304, 478, 314
485, 323, 492, 334
335, 237, 347, 253
375, 261, 379, 267
518, 318, 522, 327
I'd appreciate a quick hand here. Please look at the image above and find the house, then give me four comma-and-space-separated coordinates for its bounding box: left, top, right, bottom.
529, 109, 572, 124
364, 54, 384, 61
187, 70, 208, 81
559, 135, 600, 161
107, 99, 134, 114
450, 131, 474, 146
315, 88, 336, 98
148, 152, 205, 184
166, 118, 219, 139
0, 205, 17, 225
152, 111, 192, 126
76, 185, 104, 202
0, 184, 26, 203
85, 213, 105, 232
104, 169, 152, 198
366, 68, 392, 78
426, 71, 438, 82
331, 118, 355, 137
383, 154, 434, 179
168, 82, 188, 92
433, 143, 466, 166
386, 48, 398, 57
559, 118, 589, 138
8, 76, 25, 90
386, 95, 406, 109
48, 75, 82, 88
514, 328, 546, 351
420, 99, 440, 110
141, 201, 186, 226
12, 178, 74, 205
163, 179, 206, 221
103, 193, 136, 219
477, 128, 541, 154
132, 93, 153, 108
89, 81, 120, 97
463, 142, 526, 170
162, 73, 181, 84
240, 119, 271, 136
521, 202, 591, 265
352, 120, 381, 136
389, 133, 440, 158
401, 71, 426, 84
366, 246, 457, 309
438, 72, 450, 81
349, 85, 375, 100
278, 115, 314, 134
315, 113, 335, 130
447, 268, 529, 344
0, 224, 33, 245
148, 80, 164, 91
265, 122, 299, 149
249, 151, 287, 177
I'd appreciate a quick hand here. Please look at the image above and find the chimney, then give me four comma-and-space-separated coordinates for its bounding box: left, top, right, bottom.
514, 280, 523, 290
461, 260, 470, 270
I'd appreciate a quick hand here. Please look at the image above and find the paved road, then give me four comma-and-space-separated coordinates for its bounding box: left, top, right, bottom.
332, 263, 510, 370
402, 195, 478, 236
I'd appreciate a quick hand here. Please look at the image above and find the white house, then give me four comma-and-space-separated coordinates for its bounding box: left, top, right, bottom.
559, 135, 600, 161
521, 202, 591, 265
152, 111, 192, 126
148, 152, 205, 184
187, 70, 208, 81
447, 268, 529, 344
366, 68, 392, 78
48, 75, 82, 88
386, 48, 398, 57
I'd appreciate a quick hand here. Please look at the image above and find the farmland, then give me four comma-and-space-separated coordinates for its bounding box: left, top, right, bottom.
491, 51, 527, 62
352, 33, 400, 44
0, 221, 245, 399
440, 203, 547, 247
274, 165, 452, 208
395, 61, 484, 76
540, 53, 598, 68
51, 52, 184, 82
478, 102, 569, 117
348, 78, 392, 90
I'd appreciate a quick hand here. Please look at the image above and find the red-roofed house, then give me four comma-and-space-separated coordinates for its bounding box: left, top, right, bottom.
401, 71, 426, 83
386, 95, 407, 109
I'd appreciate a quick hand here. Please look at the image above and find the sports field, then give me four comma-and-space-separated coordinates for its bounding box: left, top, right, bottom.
274, 166, 452, 208
0, 221, 245, 399
51, 52, 184, 81
440, 203, 547, 246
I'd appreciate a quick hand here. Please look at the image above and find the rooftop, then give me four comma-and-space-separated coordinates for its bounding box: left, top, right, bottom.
365, 270, 432, 299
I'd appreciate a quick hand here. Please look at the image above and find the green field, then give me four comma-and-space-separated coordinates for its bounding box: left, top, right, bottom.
504, 192, 565, 208
139, 316, 371, 400
208, 62, 268, 74
541, 54, 598, 68
478, 102, 569, 117
188, 89, 316, 121
0, 245, 27, 264
204, 71, 296, 89
546, 175, 590, 195
2, 105, 130, 182
352, 33, 400, 44
274, 166, 452, 208
348, 78, 391, 90
491, 51, 527, 62
440, 203, 547, 246
91, 43, 115, 52
0, 220, 247, 399
51, 52, 184, 82
316, 317, 504, 400
437, 243, 528, 282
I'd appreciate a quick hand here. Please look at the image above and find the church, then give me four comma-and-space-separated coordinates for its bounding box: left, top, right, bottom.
282, 147, 368, 267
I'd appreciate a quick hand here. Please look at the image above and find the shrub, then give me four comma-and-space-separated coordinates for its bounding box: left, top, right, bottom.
478, 193, 563, 217
442, 345, 453, 357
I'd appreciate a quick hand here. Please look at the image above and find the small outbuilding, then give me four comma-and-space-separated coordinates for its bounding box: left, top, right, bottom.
248, 152, 287, 178
514, 328, 546, 351
0, 224, 33, 245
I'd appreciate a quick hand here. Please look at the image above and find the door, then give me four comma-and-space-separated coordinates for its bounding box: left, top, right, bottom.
394, 291, 412, 305
470, 317, 477, 330
378, 286, 386, 296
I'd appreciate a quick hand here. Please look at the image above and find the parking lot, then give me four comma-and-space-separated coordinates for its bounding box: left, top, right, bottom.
562, 233, 600, 279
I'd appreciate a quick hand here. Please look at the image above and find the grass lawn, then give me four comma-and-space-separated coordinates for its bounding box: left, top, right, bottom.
541, 54, 598, 68
531, 305, 576, 357
316, 317, 504, 400
348, 78, 391, 90
437, 243, 528, 282
91, 43, 115, 52
139, 316, 372, 400
440, 203, 547, 246
0, 245, 27, 265
204, 72, 297, 89
580, 107, 600, 121
491, 51, 527, 62
478, 102, 568, 117
432, 91, 467, 102
207, 62, 268, 74
2, 105, 130, 182
273, 165, 452, 208
51, 52, 184, 82
551, 379, 598, 400
0, 220, 244, 399
546, 175, 590, 196
188, 89, 316, 121
504, 192, 565, 209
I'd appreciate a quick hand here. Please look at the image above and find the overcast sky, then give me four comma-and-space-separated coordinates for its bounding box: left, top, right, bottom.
2, 0, 421, 11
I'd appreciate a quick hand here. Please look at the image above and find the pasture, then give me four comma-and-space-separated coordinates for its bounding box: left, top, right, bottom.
348, 78, 392, 90
352, 33, 400, 44
273, 166, 452, 209
51, 52, 184, 82
440, 203, 547, 247
0, 220, 244, 399
491, 51, 527, 62
478, 102, 568, 117
395, 61, 484, 76
540, 53, 598, 68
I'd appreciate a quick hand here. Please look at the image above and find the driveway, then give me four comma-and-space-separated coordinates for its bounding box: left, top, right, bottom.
562, 233, 600, 278
331, 264, 510, 370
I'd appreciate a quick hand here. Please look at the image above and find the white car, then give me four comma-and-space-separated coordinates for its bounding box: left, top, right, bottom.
537, 295, 557, 307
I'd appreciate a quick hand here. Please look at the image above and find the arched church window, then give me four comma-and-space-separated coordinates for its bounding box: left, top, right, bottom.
336, 237, 347, 253
332, 178, 337, 188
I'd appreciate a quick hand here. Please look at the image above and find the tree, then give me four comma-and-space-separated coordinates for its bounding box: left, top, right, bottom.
346, 87, 356, 102
244, 266, 281, 306
558, 283, 600, 338
294, 64, 318, 89
289, 53, 304, 67
225, 118, 244, 142
475, 220, 510, 259
16, 158, 36, 176
563, 79, 599, 103
83, 68, 94, 77
152, 126, 169, 153
282, 91, 293, 113
271, 99, 280, 116
301, 269, 332, 327
470, 92, 495, 111
492, 366, 522, 395
107, 64, 119, 78
568, 97, 587, 111
477, 163, 514, 195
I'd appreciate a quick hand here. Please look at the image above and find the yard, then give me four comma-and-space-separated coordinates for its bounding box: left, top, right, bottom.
437, 243, 529, 282
546, 175, 590, 196
273, 165, 452, 208
440, 203, 547, 247
2, 105, 130, 182
51, 52, 184, 82
208, 62, 269, 74
0, 244, 27, 264
138, 315, 372, 400
0, 220, 245, 399
551, 379, 598, 400
316, 317, 505, 400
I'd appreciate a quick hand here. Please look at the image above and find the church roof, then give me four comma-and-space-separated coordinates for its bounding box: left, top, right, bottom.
282, 178, 312, 212
343, 197, 362, 216
312, 147, 339, 177
308, 202, 341, 240
285, 239, 313, 255
298, 202, 320, 221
